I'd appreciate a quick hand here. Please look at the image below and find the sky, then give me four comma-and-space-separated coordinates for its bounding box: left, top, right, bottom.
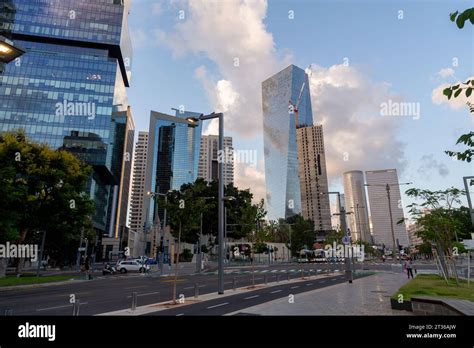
126, 0, 474, 219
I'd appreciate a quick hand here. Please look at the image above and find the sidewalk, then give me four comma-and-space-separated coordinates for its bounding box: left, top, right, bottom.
227, 272, 413, 315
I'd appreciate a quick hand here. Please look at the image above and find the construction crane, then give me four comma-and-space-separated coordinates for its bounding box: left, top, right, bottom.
288, 65, 312, 128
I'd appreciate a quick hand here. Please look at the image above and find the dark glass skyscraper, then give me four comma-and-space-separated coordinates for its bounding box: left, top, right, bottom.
0, 0, 134, 257
262, 65, 313, 220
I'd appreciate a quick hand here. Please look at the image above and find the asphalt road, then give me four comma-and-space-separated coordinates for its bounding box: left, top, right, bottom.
0, 262, 436, 316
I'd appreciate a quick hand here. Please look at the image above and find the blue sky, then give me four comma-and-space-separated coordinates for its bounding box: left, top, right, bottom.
127, 0, 473, 214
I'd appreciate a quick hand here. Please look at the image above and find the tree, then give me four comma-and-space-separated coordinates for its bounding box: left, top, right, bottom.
404, 187, 468, 282
442, 9, 474, 165
0, 130, 95, 276
285, 214, 314, 256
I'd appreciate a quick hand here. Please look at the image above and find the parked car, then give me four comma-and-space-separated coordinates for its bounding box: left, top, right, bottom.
116, 260, 150, 273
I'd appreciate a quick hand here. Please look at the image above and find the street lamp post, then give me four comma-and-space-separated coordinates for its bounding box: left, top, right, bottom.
0, 36, 25, 64
364, 182, 411, 264
187, 112, 225, 294
321, 191, 354, 283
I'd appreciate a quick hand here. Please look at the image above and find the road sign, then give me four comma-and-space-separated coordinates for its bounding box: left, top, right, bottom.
342, 236, 350, 245
78, 247, 86, 252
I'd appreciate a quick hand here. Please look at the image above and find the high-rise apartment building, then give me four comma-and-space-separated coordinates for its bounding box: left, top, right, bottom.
0, 0, 134, 260
296, 125, 331, 237
343, 171, 371, 242
198, 135, 234, 185
129, 131, 148, 257
365, 169, 409, 248
263, 65, 313, 220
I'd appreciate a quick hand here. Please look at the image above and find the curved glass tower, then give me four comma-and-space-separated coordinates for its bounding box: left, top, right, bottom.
262, 65, 313, 220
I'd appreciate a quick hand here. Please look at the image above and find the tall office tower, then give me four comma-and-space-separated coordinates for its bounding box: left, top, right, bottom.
144, 109, 203, 255
129, 131, 149, 257
198, 135, 234, 185
0, 0, 134, 259
343, 171, 371, 242
365, 169, 409, 248
263, 65, 313, 220
296, 125, 331, 238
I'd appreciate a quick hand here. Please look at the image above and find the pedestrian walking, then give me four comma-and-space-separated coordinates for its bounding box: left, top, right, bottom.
404, 257, 415, 279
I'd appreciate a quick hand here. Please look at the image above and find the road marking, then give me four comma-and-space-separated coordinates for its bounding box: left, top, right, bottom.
271, 270, 278, 273
306, 283, 313, 286
317, 269, 322, 272
124, 285, 147, 289
176, 313, 184, 316
270, 290, 282, 294
332, 278, 337, 281
290, 286, 299, 289
206, 302, 229, 309
244, 295, 260, 300
261, 270, 269, 273
37, 303, 88, 312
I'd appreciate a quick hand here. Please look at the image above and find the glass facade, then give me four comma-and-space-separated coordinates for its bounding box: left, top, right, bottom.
0, 0, 134, 238
262, 65, 313, 220
145, 110, 203, 226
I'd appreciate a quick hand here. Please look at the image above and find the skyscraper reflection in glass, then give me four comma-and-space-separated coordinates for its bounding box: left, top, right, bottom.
144, 109, 203, 226
0, 0, 134, 245
262, 65, 313, 220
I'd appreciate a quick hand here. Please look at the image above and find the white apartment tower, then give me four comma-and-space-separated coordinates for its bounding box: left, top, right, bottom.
365, 169, 409, 248
343, 170, 371, 242
129, 131, 149, 257
198, 135, 234, 185
296, 125, 332, 236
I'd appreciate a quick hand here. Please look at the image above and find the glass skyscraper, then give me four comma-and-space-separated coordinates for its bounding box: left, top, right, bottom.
262, 65, 313, 220
144, 109, 203, 227
0, 0, 134, 257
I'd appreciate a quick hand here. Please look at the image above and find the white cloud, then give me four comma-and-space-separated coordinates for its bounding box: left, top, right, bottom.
308, 64, 407, 182
437, 68, 455, 78
431, 77, 474, 110
159, 0, 284, 138
234, 160, 266, 203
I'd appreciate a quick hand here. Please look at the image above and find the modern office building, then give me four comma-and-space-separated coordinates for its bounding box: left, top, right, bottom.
343, 171, 371, 242
0, 0, 134, 259
129, 131, 148, 257
198, 135, 234, 185
144, 109, 203, 255
365, 169, 409, 248
263, 64, 313, 220
296, 125, 331, 238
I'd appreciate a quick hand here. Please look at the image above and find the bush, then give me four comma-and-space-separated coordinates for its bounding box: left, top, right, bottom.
180, 248, 193, 262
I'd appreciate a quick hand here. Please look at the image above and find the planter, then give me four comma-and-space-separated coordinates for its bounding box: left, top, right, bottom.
390, 298, 412, 311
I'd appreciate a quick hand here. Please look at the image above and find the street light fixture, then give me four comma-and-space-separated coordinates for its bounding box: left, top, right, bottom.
0, 36, 25, 64
186, 112, 226, 294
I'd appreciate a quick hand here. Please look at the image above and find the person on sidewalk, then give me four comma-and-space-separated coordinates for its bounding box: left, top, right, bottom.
404, 257, 415, 279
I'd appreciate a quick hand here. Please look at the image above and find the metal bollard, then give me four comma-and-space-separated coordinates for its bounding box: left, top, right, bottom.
4, 309, 12, 316
232, 277, 236, 291
264, 274, 267, 285
194, 283, 199, 298
276, 274, 279, 283
131, 292, 137, 311
72, 300, 81, 316
287, 271, 290, 281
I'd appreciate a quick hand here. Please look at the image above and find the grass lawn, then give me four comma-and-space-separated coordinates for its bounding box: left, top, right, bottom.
0, 274, 75, 287
392, 274, 474, 302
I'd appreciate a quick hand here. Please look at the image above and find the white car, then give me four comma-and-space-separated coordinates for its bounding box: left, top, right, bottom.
116, 260, 150, 273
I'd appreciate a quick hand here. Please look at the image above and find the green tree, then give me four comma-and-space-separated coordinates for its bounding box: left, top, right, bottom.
285, 214, 314, 256
404, 187, 468, 281
0, 130, 95, 275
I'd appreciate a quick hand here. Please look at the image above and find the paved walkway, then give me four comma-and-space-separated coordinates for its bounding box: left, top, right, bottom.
228, 272, 413, 315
